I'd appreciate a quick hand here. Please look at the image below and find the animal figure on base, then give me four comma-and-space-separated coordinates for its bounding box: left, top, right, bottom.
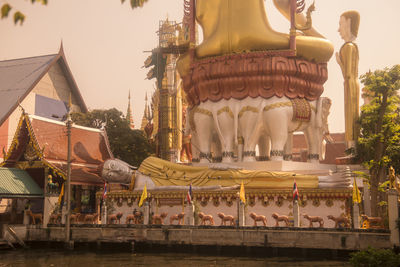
250, 212, 267, 227
198, 212, 215, 226
271, 212, 290, 227
108, 212, 123, 224
217, 212, 235, 226
327, 215, 350, 228
48, 213, 61, 225
152, 212, 168, 225
303, 214, 324, 227
170, 212, 185, 225
26, 210, 42, 225
83, 213, 98, 224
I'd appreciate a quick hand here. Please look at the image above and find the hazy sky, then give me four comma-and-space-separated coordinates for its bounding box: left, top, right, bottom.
1, 0, 400, 133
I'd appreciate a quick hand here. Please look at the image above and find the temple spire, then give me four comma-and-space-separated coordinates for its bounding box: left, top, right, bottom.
140, 93, 149, 131
126, 90, 135, 130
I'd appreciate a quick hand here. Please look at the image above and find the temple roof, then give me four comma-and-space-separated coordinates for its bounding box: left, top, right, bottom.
1, 114, 113, 186
0, 45, 88, 126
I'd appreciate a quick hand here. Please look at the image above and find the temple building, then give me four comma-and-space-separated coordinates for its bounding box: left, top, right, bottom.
0, 45, 87, 162
0, 113, 113, 225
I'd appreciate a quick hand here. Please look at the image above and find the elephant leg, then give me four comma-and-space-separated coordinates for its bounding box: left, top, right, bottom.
217, 113, 235, 163
284, 133, 293, 161
257, 133, 270, 161
304, 127, 319, 163
264, 111, 289, 161
191, 134, 200, 163
211, 133, 222, 162
194, 113, 213, 163
240, 113, 261, 162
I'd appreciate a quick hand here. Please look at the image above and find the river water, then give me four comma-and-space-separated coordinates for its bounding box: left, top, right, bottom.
0, 249, 349, 267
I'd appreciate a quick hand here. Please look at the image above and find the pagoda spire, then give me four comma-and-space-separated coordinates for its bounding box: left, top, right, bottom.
126, 90, 135, 130
140, 93, 149, 131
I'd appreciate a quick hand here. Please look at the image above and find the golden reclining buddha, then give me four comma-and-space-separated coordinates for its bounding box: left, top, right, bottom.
179, 0, 333, 76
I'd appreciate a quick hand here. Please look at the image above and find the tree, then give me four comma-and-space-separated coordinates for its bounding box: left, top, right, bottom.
71, 108, 155, 167
355, 65, 400, 216
1, 0, 148, 25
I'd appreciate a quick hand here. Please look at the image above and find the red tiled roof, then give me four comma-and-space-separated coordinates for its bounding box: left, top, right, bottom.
2, 114, 113, 186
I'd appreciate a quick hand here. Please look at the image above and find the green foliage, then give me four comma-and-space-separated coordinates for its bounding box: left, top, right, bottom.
349, 247, 400, 267
71, 108, 155, 167
356, 65, 400, 172
1, 0, 46, 25
120, 0, 149, 8
355, 65, 400, 216
1, 4, 11, 19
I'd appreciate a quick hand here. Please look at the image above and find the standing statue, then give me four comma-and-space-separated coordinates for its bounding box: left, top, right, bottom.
336, 10, 360, 148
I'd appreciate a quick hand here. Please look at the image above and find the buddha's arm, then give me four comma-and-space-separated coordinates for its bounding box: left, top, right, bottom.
272, 0, 325, 38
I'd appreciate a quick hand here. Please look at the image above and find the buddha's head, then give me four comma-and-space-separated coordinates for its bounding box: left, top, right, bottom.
339, 10, 360, 42
101, 158, 135, 184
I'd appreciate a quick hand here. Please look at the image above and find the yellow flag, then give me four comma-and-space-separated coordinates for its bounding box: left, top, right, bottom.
57, 183, 64, 206
240, 181, 246, 204
353, 178, 361, 203
138, 183, 148, 207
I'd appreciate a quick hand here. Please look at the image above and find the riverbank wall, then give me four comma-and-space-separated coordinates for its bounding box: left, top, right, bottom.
2, 224, 391, 253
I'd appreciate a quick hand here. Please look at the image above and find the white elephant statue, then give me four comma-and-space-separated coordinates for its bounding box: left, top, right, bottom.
187, 96, 331, 163
188, 98, 262, 163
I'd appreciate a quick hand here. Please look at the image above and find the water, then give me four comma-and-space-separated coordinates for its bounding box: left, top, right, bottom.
0, 249, 349, 267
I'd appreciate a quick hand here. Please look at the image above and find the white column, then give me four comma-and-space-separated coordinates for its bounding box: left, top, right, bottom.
388, 189, 399, 246
363, 180, 371, 216
185, 204, 195, 225
353, 203, 360, 229
293, 201, 300, 227
238, 202, 245, 227
101, 201, 107, 225
143, 202, 150, 225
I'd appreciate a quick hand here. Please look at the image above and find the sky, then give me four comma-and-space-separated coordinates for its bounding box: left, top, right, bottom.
0, 0, 400, 133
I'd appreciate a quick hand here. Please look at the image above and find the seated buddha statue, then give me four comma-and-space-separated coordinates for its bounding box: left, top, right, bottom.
178, 0, 333, 77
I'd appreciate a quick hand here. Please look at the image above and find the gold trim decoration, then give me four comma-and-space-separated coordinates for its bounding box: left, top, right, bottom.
194, 107, 213, 117
312, 199, 321, 207
217, 106, 234, 118
275, 197, 284, 207
263, 102, 292, 112
325, 199, 334, 207
290, 98, 312, 122
238, 106, 259, 118
299, 200, 307, 207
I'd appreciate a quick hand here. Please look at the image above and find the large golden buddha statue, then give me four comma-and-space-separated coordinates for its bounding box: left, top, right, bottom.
178, 0, 333, 76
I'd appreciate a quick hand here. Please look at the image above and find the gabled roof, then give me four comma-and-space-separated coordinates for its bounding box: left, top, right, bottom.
0, 167, 43, 198
0, 45, 88, 127
1, 113, 113, 186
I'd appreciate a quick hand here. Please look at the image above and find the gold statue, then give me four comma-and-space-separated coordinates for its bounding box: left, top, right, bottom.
178, 0, 334, 77
336, 10, 360, 147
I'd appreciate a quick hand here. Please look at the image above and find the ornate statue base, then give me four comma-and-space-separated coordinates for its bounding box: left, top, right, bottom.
98, 157, 354, 229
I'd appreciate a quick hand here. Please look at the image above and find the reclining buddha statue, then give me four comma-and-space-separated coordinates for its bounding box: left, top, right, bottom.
178, 0, 334, 76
